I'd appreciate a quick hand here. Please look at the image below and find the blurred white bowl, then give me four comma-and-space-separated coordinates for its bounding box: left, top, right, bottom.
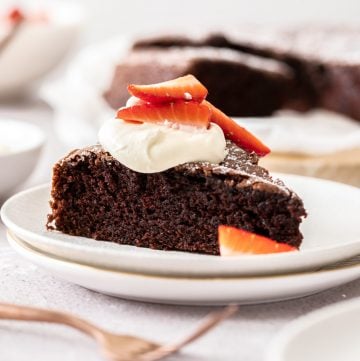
0, 120, 45, 198
0, 4, 83, 97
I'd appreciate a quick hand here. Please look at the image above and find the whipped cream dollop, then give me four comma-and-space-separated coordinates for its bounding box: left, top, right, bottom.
98, 117, 226, 173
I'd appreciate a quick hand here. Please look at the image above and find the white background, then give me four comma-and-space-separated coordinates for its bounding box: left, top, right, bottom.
2, 0, 360, 44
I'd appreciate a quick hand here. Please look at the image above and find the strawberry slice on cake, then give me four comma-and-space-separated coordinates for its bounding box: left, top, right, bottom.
117, 101, 211, 128
128, 74, 208, 104
204, 101, 270, 156
121, 75, 271, 156
218, 225, 297, 255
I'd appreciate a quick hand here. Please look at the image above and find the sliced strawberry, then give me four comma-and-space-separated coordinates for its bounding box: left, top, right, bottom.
218, 225, 297, 255
203, 101, 271, 156
128, 75, 208, 104
117, 101, 211, 128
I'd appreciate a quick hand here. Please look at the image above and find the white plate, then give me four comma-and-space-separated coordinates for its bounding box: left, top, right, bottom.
1, 175, 360, 277
7, 231, 360, 306
266, 297, 360, 361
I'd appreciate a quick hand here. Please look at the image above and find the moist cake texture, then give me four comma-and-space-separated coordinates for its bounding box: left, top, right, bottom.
47, 142, 306, 255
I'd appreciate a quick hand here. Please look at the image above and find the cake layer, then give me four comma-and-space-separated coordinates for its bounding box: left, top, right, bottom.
104, 47, 294, 117
47, 143, 306, 255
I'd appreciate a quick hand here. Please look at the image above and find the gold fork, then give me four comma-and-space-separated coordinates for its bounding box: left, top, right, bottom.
0, 303, 238, 361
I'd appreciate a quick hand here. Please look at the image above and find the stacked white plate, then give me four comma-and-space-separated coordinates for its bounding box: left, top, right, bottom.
1, 174, 360, 305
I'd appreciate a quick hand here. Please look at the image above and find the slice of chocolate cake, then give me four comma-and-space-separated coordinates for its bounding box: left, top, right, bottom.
47, 142, 306, 255
104, 47, 294, 117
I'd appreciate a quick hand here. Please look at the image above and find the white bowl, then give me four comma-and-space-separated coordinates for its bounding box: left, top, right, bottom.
0, 3, 83, 97
0, 120, 45, 198
265, 298, 360, 361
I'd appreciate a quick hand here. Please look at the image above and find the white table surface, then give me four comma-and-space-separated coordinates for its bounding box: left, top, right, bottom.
0, 98, 360, 361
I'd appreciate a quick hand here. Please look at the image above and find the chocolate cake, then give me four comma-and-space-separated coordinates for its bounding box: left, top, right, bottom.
130, 26, 360, 120
47, 142, 306, 255
104, 47, 294, 117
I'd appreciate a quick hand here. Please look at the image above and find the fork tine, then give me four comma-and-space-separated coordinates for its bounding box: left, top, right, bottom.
139, 304, 239, 361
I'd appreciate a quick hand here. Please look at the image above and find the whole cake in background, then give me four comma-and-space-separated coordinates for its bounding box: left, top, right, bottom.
105, 26, 360, 121
104, 47, 293, 117
47, 76, 306, 255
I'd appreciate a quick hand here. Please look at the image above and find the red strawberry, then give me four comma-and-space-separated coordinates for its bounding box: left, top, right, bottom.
117, 101, 211, 128
203, 101, 271, 156
127, 75, 208, 104
7, 8, 25, 23
218, 225, 297, 255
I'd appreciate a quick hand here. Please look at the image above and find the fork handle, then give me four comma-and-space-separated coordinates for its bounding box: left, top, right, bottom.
0, 302, 105, 340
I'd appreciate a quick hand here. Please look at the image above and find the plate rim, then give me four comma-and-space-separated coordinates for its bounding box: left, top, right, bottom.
265, 297, 360, 361
7, 230, 360, 281
1, 176, 360, 277
8, 230, 360, 306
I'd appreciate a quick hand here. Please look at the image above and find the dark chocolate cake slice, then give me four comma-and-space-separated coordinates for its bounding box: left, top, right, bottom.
104, 47, 294, 117
47, 142, 306, 255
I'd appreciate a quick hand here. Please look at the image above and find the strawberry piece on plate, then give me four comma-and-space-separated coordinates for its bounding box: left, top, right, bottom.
117, 101, 211, 128
127, 75, 208, 104
203, 101, 271, 156
218, 225, 297, 255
